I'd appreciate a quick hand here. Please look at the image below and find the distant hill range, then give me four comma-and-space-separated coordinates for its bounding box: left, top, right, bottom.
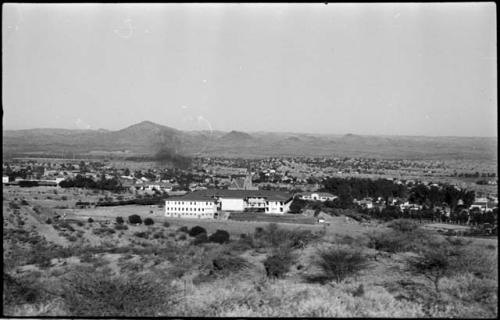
3, 121, 497, 161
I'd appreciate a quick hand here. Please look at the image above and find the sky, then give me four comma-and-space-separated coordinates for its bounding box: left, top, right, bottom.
2, 3, 497, 137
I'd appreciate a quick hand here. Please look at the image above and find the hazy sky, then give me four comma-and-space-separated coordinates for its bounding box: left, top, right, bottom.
2, 3, 497, 137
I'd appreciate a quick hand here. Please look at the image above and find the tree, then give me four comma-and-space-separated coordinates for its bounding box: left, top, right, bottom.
289, 198, 308, 214
128, 215, 142, 224
208, 230, 230, 244
188, 226, 207, 237
407, 245, 456, 294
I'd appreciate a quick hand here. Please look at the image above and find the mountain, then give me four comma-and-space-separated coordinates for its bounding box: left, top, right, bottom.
219, 131, 254, 143
3, 121, 182, 156
2, 121, 497, 161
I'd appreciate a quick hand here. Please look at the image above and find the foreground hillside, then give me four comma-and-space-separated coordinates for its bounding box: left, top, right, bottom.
3, 186, 497, 317
3, 121, 497, 161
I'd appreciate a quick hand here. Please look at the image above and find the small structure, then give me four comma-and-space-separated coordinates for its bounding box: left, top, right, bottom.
298, 192, 337, 202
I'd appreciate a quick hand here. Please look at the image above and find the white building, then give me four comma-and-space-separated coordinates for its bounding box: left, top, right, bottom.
298, 192, 337, 202
2, 176, 9, 184
165, 189, 293, 218
165, 194, 217, 219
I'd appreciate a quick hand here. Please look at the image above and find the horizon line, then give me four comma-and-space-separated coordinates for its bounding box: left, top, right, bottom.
2, 121, 498, 139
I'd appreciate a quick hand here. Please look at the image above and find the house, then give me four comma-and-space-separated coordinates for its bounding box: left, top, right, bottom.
298, 192, 337, 202
470, 197, 490, 212
2, 176, 9, 184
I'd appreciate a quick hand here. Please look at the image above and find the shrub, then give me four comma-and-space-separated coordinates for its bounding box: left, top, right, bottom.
20, 199, 29, 206
189, 226, 207, 237
115, 224, 129, 231
212, 254, 251, 275
163, 221, 170, 228
87, 218, 94, 223
62, 270, 179, 316
193, 232, 208, 245
254, 223, 320, 249
46, 218, 52, 224
93, 227, 116, 236
134, 232, 149, 239
367, 228, 433, 253
178, 234, 187, 241
178, 226, 189, 233
263, 248, 296, 278
3, 273, 42, 306
208, 230, 230, 244
407, 246, 454, 293
116, 217, 124, 225
314, 246, 369, 283
9, 201, 20, 209
388, 219, 419, 232
144, 218, 154, 226
128, 214, 142, 224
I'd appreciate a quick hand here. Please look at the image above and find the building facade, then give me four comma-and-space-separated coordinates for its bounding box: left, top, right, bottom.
165, 194, 218, 219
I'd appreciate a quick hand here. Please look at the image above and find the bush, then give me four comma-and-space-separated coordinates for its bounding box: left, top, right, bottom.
254, 223, 320, 249
144, 218, 154, 226
115, 224, 129, 231
178, 234, 187, 241
212, 254, 251, 275
46, 218, 52, 224
178, 226, 189, 233
208, 230, 230, 244
3, 273, 42, 306
193, 232, 208, 245
263, 248, 296, 278
189, 226, 207, 237
388, 219, 419, 232
93, 227, 116, 236
163, 221, 170, 228
407, 246, 455, 293
367, 228, 433, 253
88, 218, 94, 223
134, 232, 149, 239
128, 215, 142, 224
116, 217, 124, 225
314, 246, 369, 283
62, 270, 179, 316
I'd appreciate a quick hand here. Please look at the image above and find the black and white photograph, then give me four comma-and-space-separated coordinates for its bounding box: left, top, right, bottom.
2, 3, 497, 317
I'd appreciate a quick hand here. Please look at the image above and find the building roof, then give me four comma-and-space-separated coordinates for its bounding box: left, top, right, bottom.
299, 192, 336, 197
167, 192, 216, 202
167, 189, 292, 202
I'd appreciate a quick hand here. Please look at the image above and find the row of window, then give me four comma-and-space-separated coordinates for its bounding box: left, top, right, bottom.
168, 212, 211, 217
167, 200, 285, 206
166, 207, 208, 212
167, 201, 213, 206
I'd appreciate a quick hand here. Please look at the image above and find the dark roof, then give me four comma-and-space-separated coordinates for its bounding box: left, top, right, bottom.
167, 189, 292, 202
167, 192, 216, 202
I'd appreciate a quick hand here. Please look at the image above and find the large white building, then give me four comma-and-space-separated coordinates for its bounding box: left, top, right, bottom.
165, 189, 293, 218
165, 193, 218, 219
